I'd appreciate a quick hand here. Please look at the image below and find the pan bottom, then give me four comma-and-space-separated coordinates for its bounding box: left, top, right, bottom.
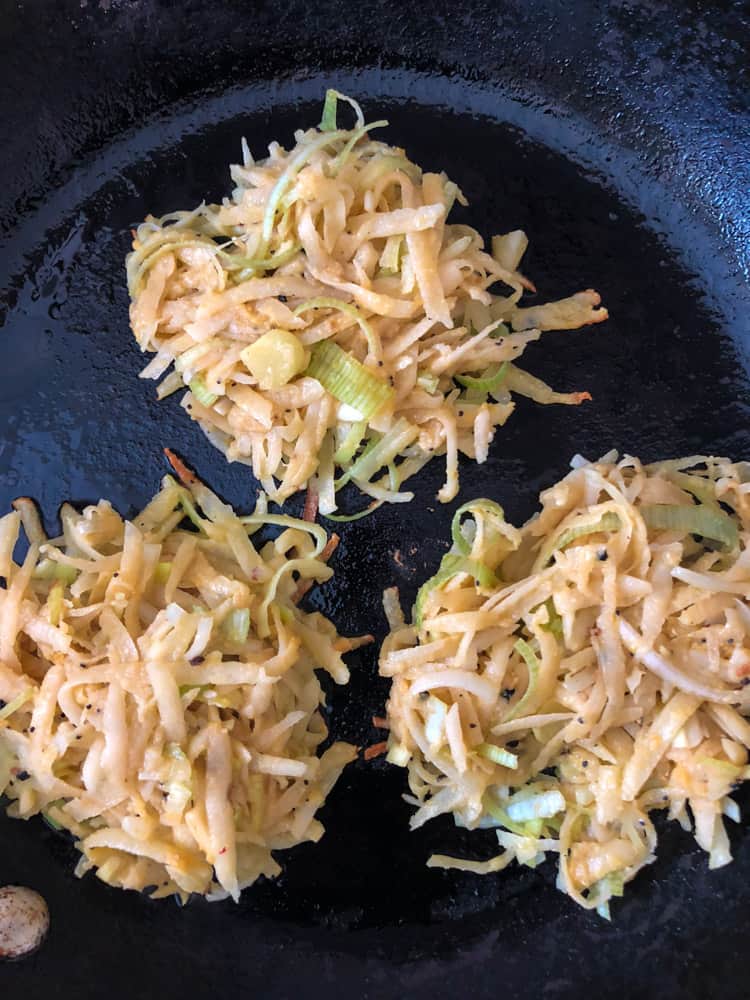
1, 67, 748, 982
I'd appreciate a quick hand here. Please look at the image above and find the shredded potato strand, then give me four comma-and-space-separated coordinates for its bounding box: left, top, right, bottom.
127, 92, 606, 514
0, 473, 360, 902
381, 452, 750, 916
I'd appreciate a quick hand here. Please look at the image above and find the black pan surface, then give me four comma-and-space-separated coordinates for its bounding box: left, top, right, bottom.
1, 1, 748, 997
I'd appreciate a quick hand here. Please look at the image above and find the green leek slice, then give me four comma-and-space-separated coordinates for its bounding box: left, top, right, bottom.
319, 89, 364, 133
539, 511, 621, 566
259, 128, 347, 254
33, 559, 78, 585
220, 241, 300, 275
667, 471, 722, 510
189, 375, 218, 408
336, 419, 418, 490
224, 608, 251, 643
358, 155, 422, 188
455, 362, 509, 394
416, 371, 440, 394
330, 120, 389, 174
333, 421, 368, 465
451, 499, 507, 556
640, 503, 737, 550
504, 638, 540, 722
324, 501, 383, 523
294, 298, 379, 358
506, 789, 565, 822
42, 811, 64, 832
540, 597, 564, 639
320, 89, 339, 131
477, 743, 519, 769
0, 689, 33, 721
414, 553, 497, 627
154, 561, 172, 585
306, 340, 394, 419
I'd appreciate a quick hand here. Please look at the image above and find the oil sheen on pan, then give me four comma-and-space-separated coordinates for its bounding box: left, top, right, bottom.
0, 2, 748, 998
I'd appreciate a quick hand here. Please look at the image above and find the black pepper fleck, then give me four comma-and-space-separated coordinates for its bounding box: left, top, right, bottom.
582, 759, 589, 768
501, 688, 515, 701
16, 770, 30, 781
597, 550, 608, 561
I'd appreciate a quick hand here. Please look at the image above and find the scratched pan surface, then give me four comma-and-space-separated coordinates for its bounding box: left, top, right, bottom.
0, 1, 749, 997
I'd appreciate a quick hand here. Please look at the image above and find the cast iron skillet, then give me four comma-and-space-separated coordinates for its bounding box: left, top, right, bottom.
0, 1, 748, 997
